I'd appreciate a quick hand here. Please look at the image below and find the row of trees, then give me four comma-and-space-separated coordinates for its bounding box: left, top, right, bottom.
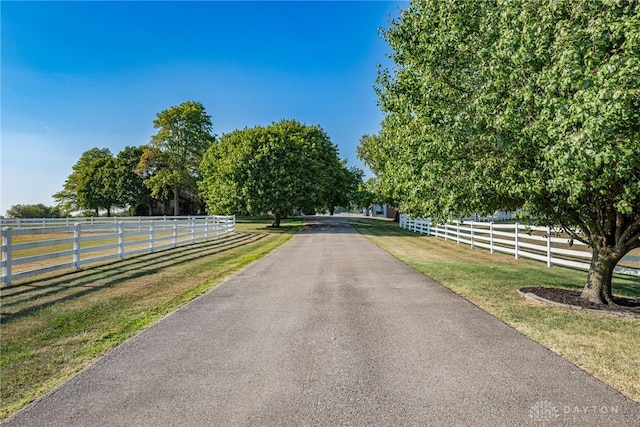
53, 101, 213, 217
53, 146, 150, 217
45, 101, 364, 224
360, 0, 639, 305
5, 204, 63, 219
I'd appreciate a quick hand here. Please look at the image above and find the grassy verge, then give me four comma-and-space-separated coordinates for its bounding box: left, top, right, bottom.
0, 216, 302, 420
349, 217, 640, 403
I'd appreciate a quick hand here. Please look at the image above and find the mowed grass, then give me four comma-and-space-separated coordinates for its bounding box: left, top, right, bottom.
0, 216, 303, 420
349, 217, 640, 403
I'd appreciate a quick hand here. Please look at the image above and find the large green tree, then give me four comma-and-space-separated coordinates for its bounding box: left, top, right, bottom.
199, 120, 346, 227
357, 134, 401, 209
115, 146, 151, 215
326, 162, 365, 215
139, 101, 215, 216
53, 147, 113, 214
54, 146, 150, 216
369, 0, 640, 304
76, 156, 120, 217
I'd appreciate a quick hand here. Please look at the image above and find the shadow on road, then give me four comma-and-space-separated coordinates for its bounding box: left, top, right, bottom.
299, 216, 359, 235
300, 215, 408, 237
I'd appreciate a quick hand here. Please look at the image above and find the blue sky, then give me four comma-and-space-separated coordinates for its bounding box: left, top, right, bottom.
1, 1, 406, 215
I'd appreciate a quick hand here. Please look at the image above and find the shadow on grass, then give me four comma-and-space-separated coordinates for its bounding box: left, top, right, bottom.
0, 233, 266, 323
348, 217, 416, 237
349, 217, 640, 300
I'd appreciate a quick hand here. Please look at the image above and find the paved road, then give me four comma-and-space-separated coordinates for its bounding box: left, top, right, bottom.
3, 216, 639, 426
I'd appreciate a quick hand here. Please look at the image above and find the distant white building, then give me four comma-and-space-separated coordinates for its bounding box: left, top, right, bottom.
364, 204, 397, 219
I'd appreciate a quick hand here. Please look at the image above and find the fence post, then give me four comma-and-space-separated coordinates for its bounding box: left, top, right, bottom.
204, 218, 209, 241
490, 221, 495, 254
514, 223, 520, 260
191, 217, 196, 244
149, 223, 155, 253
470, 222, 474, 249
2, 228, 12, 286
456, 220, 460, 244
547, 226, 552, 267
73, 223, 81, 270
173, 219, 178, 247
118, 222, 124, 260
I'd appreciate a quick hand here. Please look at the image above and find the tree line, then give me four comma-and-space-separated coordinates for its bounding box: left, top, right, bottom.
6, 101, 366, 225
358, 0, 639, 305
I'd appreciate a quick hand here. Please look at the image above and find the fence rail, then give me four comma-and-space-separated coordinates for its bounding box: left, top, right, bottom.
1, 216, 235, 287
399, 215, 639, 277
0, 215, 216, 229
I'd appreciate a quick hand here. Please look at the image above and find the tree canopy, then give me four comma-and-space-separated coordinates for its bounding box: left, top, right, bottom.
138, 101, 215, 216
367, 0, 640, 304
116, 146, 151, 215
76, 156, 120, 217
53, 147, 113, 215
327, 163, 365, 214
199, 120, 351, 227
5, 204, 61, 219
53, 146, 150, 216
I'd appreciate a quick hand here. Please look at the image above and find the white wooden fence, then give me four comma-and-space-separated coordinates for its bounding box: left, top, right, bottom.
399, 215, 639, 277
0, 215, 214, 229
1, 216, 235, 287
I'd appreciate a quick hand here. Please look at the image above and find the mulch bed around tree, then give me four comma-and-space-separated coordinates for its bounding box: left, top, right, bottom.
519, 287, 640, 316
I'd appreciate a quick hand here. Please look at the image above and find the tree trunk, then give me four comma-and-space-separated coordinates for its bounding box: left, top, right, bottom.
330, 206, 335, 216
581, 247, 620, 305
271, 212, 282, 228
173, 185, 179, 216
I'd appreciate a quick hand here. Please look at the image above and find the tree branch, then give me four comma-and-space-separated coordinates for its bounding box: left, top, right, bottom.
619, 217, 640, 252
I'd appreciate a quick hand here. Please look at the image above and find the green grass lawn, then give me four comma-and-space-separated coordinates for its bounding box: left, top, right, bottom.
349, 217, 640, 404
0, 216, 302, 420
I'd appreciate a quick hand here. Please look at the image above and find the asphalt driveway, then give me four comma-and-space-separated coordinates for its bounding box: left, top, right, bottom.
3, 216, 639, 426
